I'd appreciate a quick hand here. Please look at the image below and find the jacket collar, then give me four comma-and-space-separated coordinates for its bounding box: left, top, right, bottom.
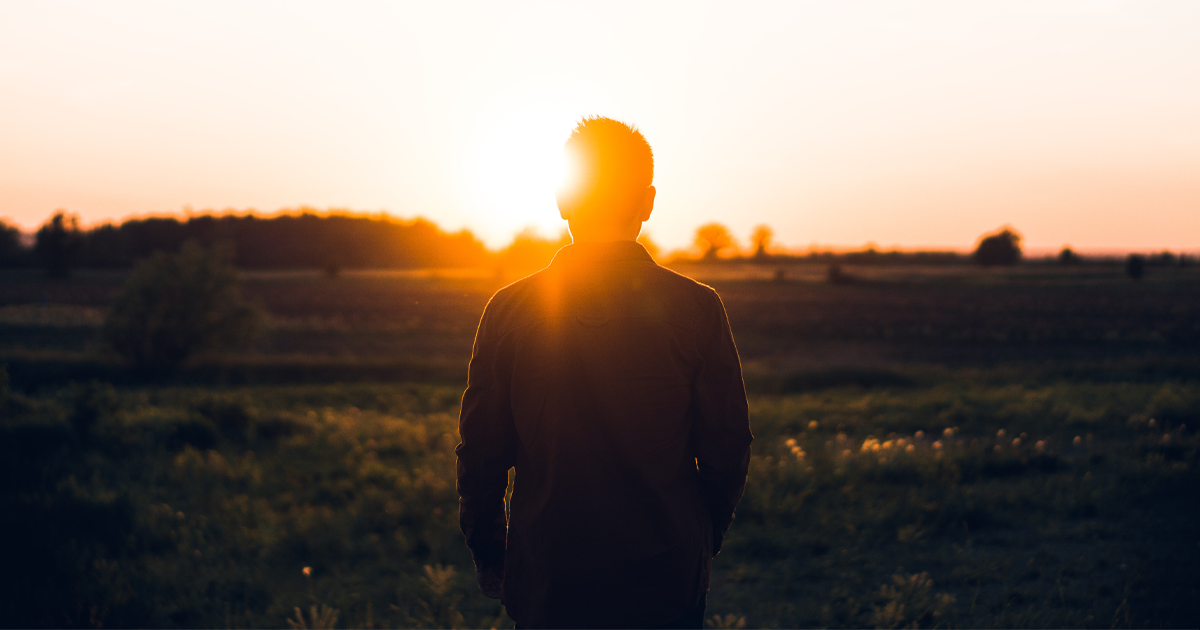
550, 241, 654, 267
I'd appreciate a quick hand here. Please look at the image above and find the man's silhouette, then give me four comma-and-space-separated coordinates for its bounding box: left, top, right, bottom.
456, 116, 753, 629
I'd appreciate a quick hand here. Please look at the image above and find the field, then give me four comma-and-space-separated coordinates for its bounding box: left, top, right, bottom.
2, 262, 1198, 628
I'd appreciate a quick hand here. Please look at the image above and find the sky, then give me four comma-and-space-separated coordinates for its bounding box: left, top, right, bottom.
1, 1, 1198, 253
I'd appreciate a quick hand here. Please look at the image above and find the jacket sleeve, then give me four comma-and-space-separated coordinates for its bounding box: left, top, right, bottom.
692, 289, 753, 556
456, 298, 518, 572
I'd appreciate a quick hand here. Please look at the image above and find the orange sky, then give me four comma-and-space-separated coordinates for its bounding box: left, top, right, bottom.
1, 1, 1197, 252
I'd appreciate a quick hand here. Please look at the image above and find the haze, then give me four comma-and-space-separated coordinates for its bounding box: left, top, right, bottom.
1, 1, 1197, 252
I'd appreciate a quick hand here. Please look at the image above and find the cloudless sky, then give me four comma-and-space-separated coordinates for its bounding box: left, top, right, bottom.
1, 1, 1197, 252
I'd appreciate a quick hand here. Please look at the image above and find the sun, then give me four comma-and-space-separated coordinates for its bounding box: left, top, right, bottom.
465, 106, 577, 243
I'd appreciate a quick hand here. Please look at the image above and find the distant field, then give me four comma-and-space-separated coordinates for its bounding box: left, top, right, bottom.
1, 263, 1198, 627
2, 263, 1198, 386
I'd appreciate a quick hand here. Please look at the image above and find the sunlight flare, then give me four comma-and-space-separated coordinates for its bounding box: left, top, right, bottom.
465, 105, 578, 240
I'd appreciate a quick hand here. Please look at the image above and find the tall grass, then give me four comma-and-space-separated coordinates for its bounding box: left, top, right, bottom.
1, 379, 1196, 627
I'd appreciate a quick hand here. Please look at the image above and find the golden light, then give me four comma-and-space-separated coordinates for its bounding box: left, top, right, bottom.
465, 104, 579, 240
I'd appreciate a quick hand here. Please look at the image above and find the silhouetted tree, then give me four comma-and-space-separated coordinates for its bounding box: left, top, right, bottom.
105, 241, 261, 371
751, 225, 773, 260
34, 211, 83, 277
1058, 247, 1080, 266
0, 220, 24, 266
1125, 254, 1145, 280
1147, 251, 1176, 267
972, 228, 1022, 267
695, 223, 734, 261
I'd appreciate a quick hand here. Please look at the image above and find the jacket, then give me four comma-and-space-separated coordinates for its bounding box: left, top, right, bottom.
456, 241, 753, 628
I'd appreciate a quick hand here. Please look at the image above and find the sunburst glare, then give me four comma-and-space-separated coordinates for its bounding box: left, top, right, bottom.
465, 106, 578, 242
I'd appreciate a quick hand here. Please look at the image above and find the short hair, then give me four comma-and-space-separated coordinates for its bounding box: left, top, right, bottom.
561, 116, 654, 204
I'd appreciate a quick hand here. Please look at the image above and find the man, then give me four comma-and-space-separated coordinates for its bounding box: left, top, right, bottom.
456, 116, 753, 629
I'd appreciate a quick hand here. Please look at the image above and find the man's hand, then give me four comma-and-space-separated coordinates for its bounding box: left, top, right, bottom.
476, 566, 504, 600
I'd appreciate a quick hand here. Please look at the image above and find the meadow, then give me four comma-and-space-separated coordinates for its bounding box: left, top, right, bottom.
1, 262, 1198, 628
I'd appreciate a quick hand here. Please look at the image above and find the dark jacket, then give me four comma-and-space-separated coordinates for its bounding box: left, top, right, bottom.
456, 241, 753, 629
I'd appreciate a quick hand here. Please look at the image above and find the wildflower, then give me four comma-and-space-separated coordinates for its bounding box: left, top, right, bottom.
994, 445, 1002, 453
1162, 434, 1171, 444
906, 444, 915, 453
882, 440, 894, 450
997, 429, 1006, 438
1148, 418, 1157, 428
1035, 440, 1046, 451
303, 566, 312, 577
842, 449, 852, 457
933, 441, 943, 449
836, 432, 848, 443
879, 458, 887, 465
808, 421, 819, 430
1073, 436, 1082, 446
785, 438, 797, 447
943, 427, 955, 437
915, 430, 924, 439
1012, 438, 1021, 446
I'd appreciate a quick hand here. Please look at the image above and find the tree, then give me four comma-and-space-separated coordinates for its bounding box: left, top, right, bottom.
34, 211, 83, 277
751, 225, 773, 260
1125, 254, 1145, 280
0, 220, 24, 266
972, 227, 1022, 267
1058, 246, 1080, 266
105, 241, 261, 370
695, 223, 734, 261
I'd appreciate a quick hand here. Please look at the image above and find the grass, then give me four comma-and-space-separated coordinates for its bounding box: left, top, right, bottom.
2, 377, 1196, 628
1, 264, 1198, 627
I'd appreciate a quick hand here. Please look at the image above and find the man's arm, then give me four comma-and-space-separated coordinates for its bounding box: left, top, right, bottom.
455, 300, 518, 597
692, 290, 753, 555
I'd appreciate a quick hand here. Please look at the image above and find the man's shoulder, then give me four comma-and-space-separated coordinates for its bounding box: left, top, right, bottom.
643, 263, 722, 301
480, 262, 723, 336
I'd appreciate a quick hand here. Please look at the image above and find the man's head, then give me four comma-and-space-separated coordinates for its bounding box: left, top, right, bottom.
556, 116, 656, 242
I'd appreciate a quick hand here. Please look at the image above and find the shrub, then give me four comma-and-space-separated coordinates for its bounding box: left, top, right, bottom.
105, 241, 261, 370
972, 227, 1022, 267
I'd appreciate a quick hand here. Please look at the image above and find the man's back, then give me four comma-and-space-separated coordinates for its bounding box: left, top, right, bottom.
457, 241, 753, 628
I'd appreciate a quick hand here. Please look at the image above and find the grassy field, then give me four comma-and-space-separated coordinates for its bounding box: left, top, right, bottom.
1, 263, 1198, 628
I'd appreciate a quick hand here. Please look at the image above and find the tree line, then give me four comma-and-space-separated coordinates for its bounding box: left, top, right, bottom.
0, 210, 492, 275
1, 211, 1192, 277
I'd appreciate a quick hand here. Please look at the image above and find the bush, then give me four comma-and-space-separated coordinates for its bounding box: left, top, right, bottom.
972, 227, 1022, 267
105, 241, 261, 370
